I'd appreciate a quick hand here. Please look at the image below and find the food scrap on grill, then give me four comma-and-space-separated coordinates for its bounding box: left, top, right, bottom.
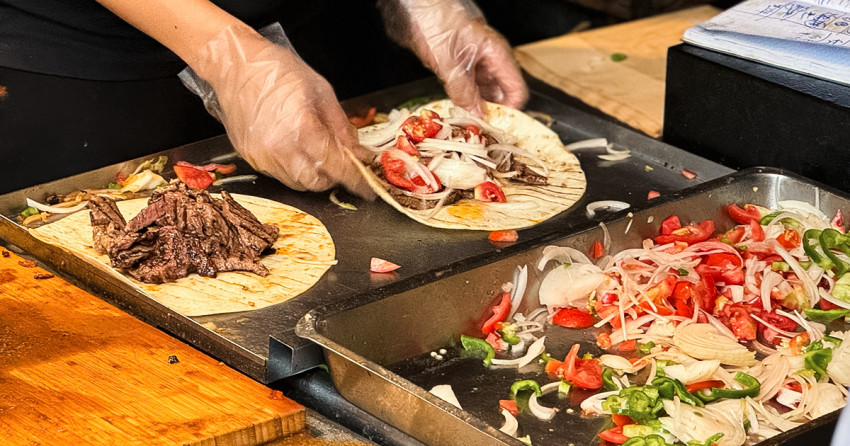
89, 182, 279, 284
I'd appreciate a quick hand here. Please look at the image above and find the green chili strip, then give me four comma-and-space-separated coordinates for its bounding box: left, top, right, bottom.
460, 335, 495, 366
602, 368, 619, 391
804, 308, 850, 323
760, 211, 782, 225
638, 341, 656, 354
651, 377, 703, 407
820, 229, 850, 277
803, 340, 833, 380
510, 379, 542, 398
19, 206, 39, 218
803, 229, 832, 270
698, 372, 760, 401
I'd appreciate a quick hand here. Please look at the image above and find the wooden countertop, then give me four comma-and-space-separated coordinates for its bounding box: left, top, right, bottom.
515, 5, 720, 138
0, 246, 308, 445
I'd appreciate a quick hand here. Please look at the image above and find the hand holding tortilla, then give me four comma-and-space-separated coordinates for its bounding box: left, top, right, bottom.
354, 100, 586, 230
379, 0, 529, 117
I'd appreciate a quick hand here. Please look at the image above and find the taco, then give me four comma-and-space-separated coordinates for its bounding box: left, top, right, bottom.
352, 100, 586, 230
30, 193, 335, 316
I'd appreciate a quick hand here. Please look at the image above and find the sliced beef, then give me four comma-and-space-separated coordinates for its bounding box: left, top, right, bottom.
88, 182, 279, 284
511, 159, 548, 186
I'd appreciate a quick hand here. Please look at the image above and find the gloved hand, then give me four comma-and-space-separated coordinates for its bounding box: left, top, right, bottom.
379, 0, 528, 117
182, 22, 374, 198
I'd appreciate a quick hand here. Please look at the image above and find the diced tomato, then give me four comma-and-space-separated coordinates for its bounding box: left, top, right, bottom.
545, 358, 564, 375
681, 169, 697, 180
820, 298, 842, 311
481, 292, 511, 335
660, 215, 681, 235
686, 380, 725, 393
833, 210, 845, 233
647, 190, 660, 200
488, 230, 518, 243
560, 344, 603, 390
597, 332, 612, 349
699, 253, 744, 285
611, 414, 635, 427
474, 181, 507, 203
395, 135, 420, 156
749, 219, 765, 242
618, 339, 637, 352
672, 281, 693, 301
722, 226, 746, 244
485, 331, 506, 351
728, 304, 757, 340
683, 275, 718, 313
115, 171, 127, 185
777, 229, 801, 249
598, 426, 629, 444
464, 124, 482, 136
348, 107, 377, 128
674, 299, 693, 318
596, 305, 622, 329
590, 240, 605, 259
728, 203, 761, 224
644, 275, 677, 303
380, 151, 439, 193
552, 308, 595, 328
655, 220, 715, 245
758, 312, 798, 331
600, 292, 618, 305
499, 399, 519, 416
785, 381, 803, 393
370, 257, 400, 273
789, 332, 810, 355
173, 165, 214, 189
400, 110, 442, 143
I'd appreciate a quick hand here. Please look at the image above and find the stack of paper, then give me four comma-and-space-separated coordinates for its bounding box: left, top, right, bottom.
683, 0, 850, 85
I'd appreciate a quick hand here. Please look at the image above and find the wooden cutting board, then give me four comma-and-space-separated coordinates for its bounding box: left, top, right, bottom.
0, 247, 305, 445
515, 5, 720, 138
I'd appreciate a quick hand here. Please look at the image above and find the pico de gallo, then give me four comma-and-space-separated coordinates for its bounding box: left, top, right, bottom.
451, 201, 850, 446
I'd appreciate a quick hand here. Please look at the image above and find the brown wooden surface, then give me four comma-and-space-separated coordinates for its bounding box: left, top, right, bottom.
0, 247, 305, 445
515, 5, 720, 138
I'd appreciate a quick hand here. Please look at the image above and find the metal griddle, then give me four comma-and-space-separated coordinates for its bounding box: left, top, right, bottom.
296, 168, 845, 446
0, 76, 732, 383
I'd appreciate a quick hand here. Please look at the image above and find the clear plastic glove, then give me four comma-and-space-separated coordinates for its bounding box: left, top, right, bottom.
180, 23, 373, 198
379, 0, 528, 116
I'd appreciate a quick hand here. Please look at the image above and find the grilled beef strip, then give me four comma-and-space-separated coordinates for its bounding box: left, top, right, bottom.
88, 182, 279, 284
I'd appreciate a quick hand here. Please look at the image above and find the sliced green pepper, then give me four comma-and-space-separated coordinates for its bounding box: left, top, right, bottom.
803, 229, 832, 270
819, 229, 850, 277
19, 206, 39, 218
804, 308, 850, 323
602, 368, 619, 391
107, 182, 123, 190
760, 211, 783, 225
638, 341, 656, 354
698, 372, 761, 401
771, 261, 791, 272
460, 335, 495, 366
825, 334, 844, 347
804, 340, 833, 380
510, 379, 542, 398
651, 377, 703, 407
687, 433, 724, 446
496, 322, 521, 345
834, 274, 850, 303
603, 386, 663, 422
624, 435, 671, 446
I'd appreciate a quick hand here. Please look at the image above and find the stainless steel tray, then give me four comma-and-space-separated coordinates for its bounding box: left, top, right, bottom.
297, 167, 844, 446
0, 77, 732, 382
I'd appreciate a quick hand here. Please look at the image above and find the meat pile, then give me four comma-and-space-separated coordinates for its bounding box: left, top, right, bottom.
89, 182, 279, 283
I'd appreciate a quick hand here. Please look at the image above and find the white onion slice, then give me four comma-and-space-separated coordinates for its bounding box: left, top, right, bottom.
429, 384, 462, 410
358, 109, 409, 147
778, 200, 828, 220
528, 392, 557, 421
598, 153, 631, 161
26, 198, 88, 214
586, 200, 630, 218
212, 174, 259, 186
819, 289, 850, 310
417, 138, 488, 157
508, 265, 528, 320
499, 409, 518, 437
565, 138, 608, 151
491, 336, 546, 368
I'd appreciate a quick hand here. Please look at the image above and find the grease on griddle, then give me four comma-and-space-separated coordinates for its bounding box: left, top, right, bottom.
167, 355, 179, 364
18, 260, 37, 268
33, 272, 54, 280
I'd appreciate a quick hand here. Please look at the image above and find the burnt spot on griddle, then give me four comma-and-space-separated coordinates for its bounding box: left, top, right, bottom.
33, 273, 54, 280
167, 355, 179, 364
17, 260, 37, 268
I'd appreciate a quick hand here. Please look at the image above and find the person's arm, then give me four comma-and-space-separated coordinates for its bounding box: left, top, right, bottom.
94, 0, 373, 197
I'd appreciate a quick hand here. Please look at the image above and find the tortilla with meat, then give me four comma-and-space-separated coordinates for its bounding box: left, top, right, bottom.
352, 100, 586, 230
30, 194, 334, 316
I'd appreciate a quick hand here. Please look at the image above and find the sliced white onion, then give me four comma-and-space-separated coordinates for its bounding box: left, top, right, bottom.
429, 384, 462, 409
431, 158, 488, 189
778, 200, 829, 220
26, 198, 88, 214
586, 200, 630, 218
760, 271, 784, 311
499, 409, 518, 436
417, 138, 488, 157
565, 138, 608, 151
491, 336, 546, 368
598, 153, 632, 161
508, 265, 528, 320
819, 289, 850, 310
212, 174, 259, 186
537, 245, 594, 270
600, 221, 612, 254
358, 109, 409, 147
528, 392, 557, 421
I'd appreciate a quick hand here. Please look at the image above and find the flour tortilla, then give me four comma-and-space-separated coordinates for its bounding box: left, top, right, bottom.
354, 100, 586, 230
30, 194, 335, 316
